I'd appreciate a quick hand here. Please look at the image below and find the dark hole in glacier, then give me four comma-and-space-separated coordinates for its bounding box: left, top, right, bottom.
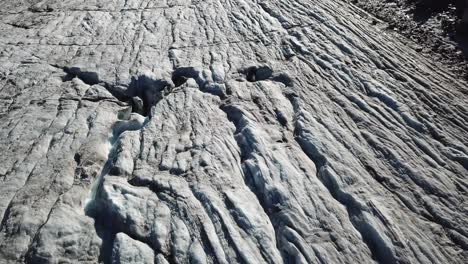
59, 65, 173, 117
74, 153, 81, 164
172, 67, 199, 87
62, 66, 100, 85
59, 66, 131, 105
127, 75, 171, 117
243, 65, 273, 82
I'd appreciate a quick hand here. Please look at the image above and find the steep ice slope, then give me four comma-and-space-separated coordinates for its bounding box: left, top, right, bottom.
0, 0, 467, 263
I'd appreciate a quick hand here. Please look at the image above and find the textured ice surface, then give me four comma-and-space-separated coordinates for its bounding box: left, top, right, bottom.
0, 0, 467, 263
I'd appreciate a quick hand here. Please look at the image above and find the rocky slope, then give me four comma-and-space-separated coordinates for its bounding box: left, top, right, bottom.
352, 0, 468, 77
0, 0, 467, 263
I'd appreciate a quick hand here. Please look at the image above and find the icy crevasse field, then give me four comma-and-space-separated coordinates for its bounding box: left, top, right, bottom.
0, 0, 467, 263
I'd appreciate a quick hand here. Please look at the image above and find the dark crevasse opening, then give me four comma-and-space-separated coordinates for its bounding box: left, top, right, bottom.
171, 67, 200, 87
242, 66, 273, 82
127, 75, 171, 117
62, 66, 101, 85
59, 65, 172, 117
